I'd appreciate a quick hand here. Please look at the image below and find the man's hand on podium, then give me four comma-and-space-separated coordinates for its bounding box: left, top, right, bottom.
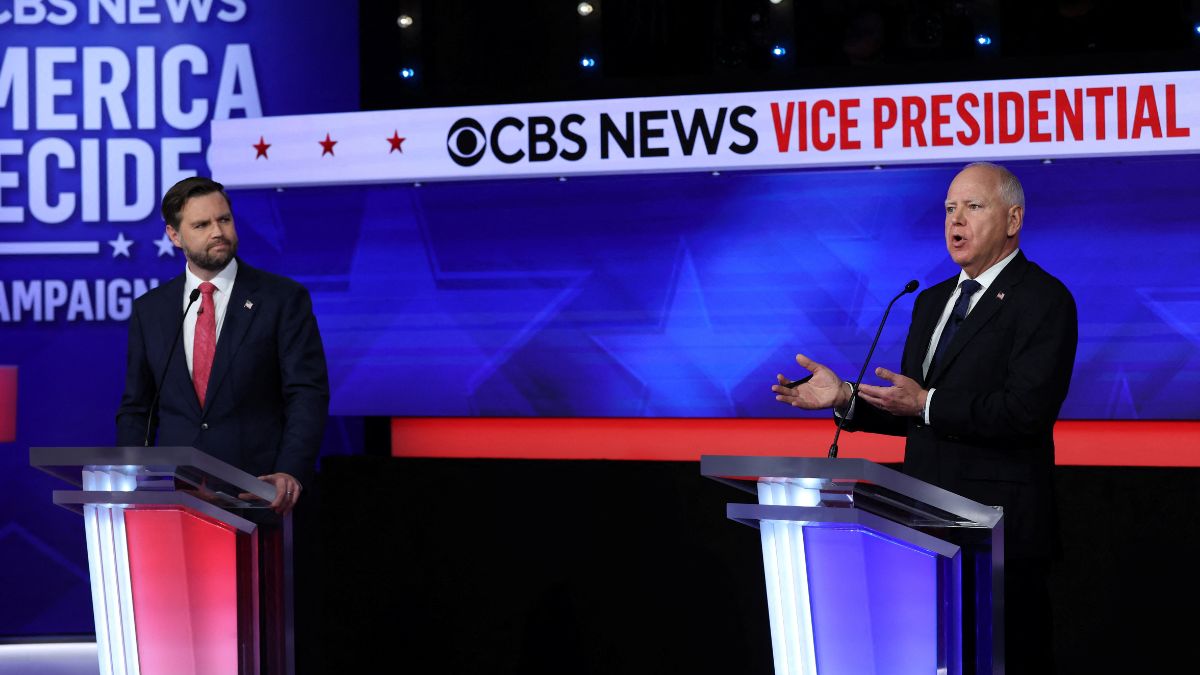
258, 472, 302, 515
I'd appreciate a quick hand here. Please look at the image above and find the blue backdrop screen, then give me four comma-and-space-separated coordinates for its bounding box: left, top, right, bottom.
229, 156, 1198, 420
0, 1, 357, 635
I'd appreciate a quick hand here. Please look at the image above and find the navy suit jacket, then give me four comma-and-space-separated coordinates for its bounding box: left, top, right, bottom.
116, 261, 329, 486
846, 252, 1077, 559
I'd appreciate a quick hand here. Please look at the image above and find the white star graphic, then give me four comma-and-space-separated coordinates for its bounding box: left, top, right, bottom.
153, 232, 176, 257
108, 232, 134, 258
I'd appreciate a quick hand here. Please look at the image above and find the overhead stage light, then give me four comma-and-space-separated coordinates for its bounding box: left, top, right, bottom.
397, 15, 414, 28
399, 68, 415, 79
580, 57, 597, 68
772, 45, 787, 57
975, 34, 993, 46
577, 2, 594, 16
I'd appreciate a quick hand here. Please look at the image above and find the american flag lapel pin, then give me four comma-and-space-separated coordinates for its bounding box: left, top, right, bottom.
996, 291, 1005, 301
244, 300, 254, 310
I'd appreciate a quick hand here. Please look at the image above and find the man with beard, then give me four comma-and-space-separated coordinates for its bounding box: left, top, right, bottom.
116, 177, 329, 515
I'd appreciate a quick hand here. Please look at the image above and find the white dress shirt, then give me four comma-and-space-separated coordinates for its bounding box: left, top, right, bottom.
182, 259, 238, 377
921, 248, 1020, 423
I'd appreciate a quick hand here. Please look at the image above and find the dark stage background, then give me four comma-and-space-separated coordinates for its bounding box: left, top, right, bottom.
298, 456, 1200, 674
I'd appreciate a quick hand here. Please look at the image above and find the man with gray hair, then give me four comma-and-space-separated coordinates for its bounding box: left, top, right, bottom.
773, 162, 1077, 672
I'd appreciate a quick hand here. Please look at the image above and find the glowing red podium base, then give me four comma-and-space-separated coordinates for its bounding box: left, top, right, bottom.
30, 446, 291, 675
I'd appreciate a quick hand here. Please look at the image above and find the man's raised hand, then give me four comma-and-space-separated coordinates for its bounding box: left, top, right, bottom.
856, 367, 928, 417
771, 354, 850, 410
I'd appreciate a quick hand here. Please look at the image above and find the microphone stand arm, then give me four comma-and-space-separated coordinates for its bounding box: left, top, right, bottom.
828, 284, 915, 458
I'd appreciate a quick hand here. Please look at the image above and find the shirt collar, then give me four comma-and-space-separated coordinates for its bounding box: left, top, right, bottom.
957, 248, 1018, 291
184, 258, 239, 296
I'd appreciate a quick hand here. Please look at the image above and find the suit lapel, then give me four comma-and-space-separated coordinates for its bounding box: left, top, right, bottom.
202, 262, 262, 415
153, 275, 203, 417
928, 252, 1029, 384
909, 278, 956, 386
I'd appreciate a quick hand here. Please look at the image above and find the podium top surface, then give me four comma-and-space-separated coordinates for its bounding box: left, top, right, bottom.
30, 446, 276, 507
701, 455, 1002, 530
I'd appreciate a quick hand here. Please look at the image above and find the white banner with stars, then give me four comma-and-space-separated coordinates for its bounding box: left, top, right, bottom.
209, 70, 1200, 188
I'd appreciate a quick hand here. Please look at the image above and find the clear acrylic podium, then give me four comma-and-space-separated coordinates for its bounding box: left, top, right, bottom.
29, 446, 293, 675
701, 456, 1005, 675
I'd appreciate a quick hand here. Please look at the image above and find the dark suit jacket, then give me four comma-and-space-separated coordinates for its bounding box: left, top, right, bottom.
846, 251, 1077, 559
116, 260, 329, 486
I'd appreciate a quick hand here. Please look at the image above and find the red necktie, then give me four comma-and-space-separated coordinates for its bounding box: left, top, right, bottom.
193, 281, 216, 407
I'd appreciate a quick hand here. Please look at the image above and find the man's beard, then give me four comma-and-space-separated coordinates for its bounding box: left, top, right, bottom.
187, 238, 237, 272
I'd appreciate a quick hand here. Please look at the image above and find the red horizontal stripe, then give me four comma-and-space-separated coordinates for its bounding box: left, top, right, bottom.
390, 418, 1199, 466
0, 366, 16, 443
1052, 420, 1199, 466
392, 417, 904, 463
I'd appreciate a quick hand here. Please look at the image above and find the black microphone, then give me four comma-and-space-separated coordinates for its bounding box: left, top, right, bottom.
828, 279, 920, 458
144, 288, 201, 447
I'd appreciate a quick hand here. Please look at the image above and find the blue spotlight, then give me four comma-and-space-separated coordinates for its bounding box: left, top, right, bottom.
1194, 23, 1200, 36
399, 67, 415, 79
772, 45, 787, 57
976, 34, 993, 46
580, 56, 597, 68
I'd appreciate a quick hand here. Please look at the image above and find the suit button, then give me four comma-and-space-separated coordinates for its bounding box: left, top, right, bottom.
201, 423, 209, 430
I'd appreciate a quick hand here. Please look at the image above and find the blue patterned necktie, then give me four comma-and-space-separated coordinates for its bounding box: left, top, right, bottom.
930, 279, 982, 374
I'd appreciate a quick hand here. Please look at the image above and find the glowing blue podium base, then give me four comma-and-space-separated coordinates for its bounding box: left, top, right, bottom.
702, 457, 1004, 675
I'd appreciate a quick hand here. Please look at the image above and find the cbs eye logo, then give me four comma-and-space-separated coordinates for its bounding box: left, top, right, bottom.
447, 118, 487, 167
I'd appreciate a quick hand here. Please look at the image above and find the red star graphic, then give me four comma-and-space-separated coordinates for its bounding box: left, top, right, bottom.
319, 133, 338, 157
253, 136, 270, 159
387, 131, 406, 153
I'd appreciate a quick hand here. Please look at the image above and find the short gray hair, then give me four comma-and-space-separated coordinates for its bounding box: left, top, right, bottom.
963, 161, 1025, 209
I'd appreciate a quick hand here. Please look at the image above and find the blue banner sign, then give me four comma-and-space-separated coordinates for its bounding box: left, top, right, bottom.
0, 0, 357, 635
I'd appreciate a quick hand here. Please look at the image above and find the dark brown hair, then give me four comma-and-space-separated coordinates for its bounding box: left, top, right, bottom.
161, 177, 232, 229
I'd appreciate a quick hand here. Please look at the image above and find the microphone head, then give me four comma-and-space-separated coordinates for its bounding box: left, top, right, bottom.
189, 288, 201, 302
904, 280, 920, 294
